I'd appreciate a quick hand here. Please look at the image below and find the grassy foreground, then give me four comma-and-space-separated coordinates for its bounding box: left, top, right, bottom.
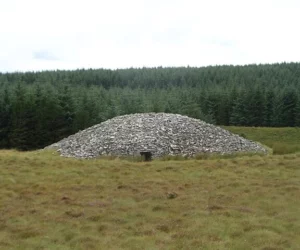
0, 150, 300, 250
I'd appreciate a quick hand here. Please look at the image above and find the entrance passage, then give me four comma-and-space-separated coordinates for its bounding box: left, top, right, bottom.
140, 151, 152, 161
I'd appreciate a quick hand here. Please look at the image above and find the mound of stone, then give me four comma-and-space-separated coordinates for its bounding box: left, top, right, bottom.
46, 113, 267, 158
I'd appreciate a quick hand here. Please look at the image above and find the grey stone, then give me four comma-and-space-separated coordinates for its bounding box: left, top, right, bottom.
45, 113, 268, 159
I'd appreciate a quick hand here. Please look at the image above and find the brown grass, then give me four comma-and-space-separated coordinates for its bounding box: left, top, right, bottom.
0, 150, 299, 249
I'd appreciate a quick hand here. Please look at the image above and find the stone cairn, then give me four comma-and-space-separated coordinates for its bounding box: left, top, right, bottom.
46, 113, 267, 159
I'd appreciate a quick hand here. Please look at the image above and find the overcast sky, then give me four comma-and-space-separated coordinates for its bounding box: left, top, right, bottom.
0, 0, 300, 72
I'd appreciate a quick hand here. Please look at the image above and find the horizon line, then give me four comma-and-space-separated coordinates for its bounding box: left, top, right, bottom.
1, 61, 299, 74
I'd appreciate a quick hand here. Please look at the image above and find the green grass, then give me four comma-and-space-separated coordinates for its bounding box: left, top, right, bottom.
224, 126, 300, 154
0, 149, 300, 250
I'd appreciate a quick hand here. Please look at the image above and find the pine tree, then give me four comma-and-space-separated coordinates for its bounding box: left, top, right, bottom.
30, 84, 50, 148
53, 85, 75, 141
215, 91, 230, 125
74, 93, 91, 130
246, 88, 265, 126
294, 94, 300, 127
264, 90, 275, 126
0, 88, 11, 148
10, 83, 31, 150
280, 90, 298, 126
229, 90, 247, 126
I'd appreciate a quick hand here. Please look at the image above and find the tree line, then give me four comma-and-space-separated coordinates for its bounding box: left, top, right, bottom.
0, 63, 300, 150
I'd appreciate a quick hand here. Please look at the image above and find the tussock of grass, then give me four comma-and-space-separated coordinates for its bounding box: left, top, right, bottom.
0, 150, 300, 249
158, 152, 268, 161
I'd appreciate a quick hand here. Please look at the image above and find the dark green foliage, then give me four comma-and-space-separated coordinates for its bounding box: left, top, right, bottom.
264, 90, 275, 126
0, 88, 11, 148
295, 100, 300, 127
0, 62, 300, 150
230, 90, 248, 126
9, 83, 29, 150
279, 90, 298, 127
54, 86, 76, 140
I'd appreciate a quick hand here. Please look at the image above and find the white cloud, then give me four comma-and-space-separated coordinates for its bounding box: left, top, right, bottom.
0, 0, 300, 72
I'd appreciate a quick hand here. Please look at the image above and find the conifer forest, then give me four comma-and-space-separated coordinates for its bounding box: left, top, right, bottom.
1, 62, 300, 150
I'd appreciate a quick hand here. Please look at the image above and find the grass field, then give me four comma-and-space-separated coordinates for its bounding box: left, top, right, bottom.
0, 127, 300, 250
225, 126, 300, 155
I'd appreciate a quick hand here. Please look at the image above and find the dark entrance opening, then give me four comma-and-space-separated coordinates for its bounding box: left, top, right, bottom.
140, 151, 152, 161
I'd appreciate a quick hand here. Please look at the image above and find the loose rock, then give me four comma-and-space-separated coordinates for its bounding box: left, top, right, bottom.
46, 113, 267, 158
